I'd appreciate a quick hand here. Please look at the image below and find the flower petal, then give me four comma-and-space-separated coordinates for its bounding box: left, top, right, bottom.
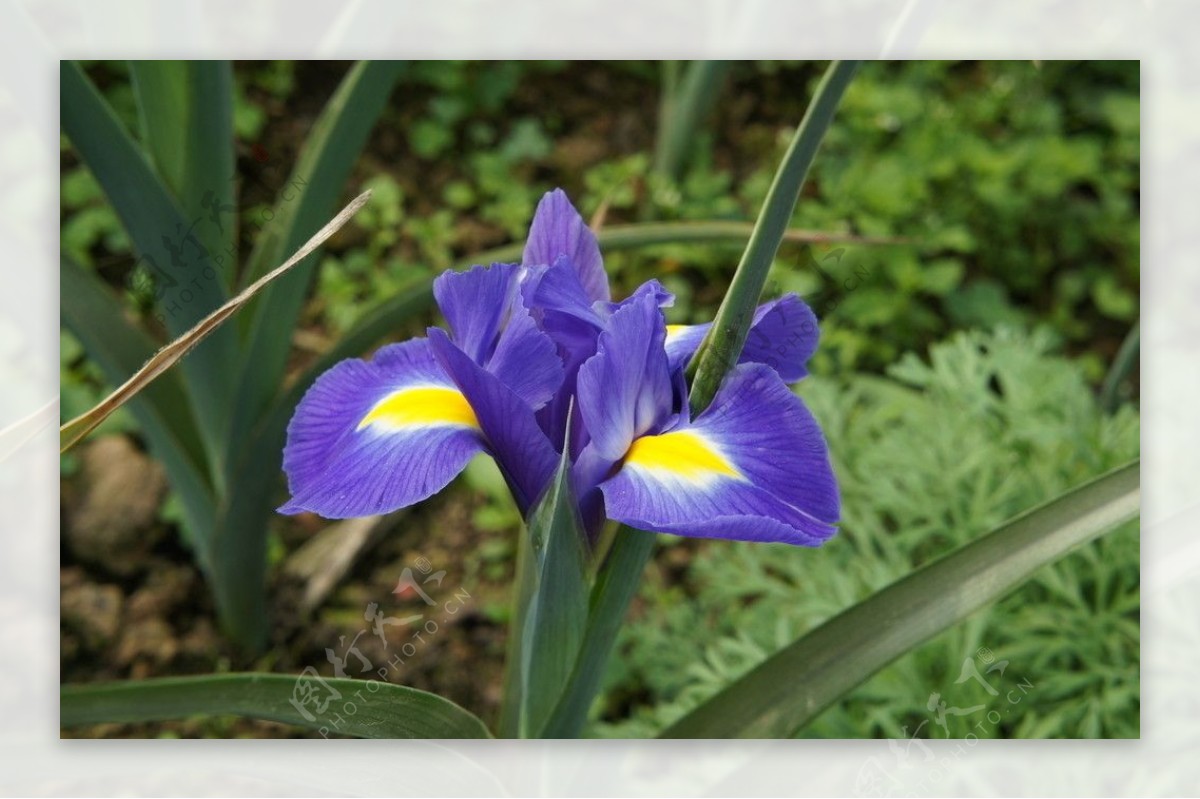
487, 302, 565, 411
428, 327, 560, 513
280, 339, 483, 518
575, 287, 674, 464
664, 294, 819, 382
523, 189, 610, 304
433, 262, 518, 364
599, 362, 839, 546
433, 261, 564, 409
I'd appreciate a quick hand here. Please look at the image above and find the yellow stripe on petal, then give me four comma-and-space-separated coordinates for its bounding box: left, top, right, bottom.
624, 430, 742, 485
665, 324, 688, 342
357, 386, 479, 432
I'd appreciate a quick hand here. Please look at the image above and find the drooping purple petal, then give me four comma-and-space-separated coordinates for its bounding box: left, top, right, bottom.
664, 294, 819, 382
428, 327, 560, 513
599, 362, 839, 546
280, 339, 483, 518
523, 189, 610, 304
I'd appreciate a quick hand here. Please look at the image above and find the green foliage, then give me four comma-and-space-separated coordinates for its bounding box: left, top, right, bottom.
59, 60, 402, 651
592, 328, 1139, 738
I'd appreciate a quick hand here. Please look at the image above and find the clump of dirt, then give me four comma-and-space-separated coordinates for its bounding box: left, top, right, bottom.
62, 435, 168, 577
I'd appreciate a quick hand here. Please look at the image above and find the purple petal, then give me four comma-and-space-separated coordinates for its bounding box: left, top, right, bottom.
432, 262, 520, 363
433, 261, 564, 409
523, 189, 610, 304
742, 294, 820, 382
575, 288, 675, 464
599, 362, 839, 546
664, 322, 711, 374
665, 294, 819, 383
280, 339, 483, 518
428, 328, 560, 514
487, 304, 565, 411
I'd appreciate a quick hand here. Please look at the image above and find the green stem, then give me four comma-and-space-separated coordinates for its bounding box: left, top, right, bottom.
688, 60, 861, 417
541, 526, 657, 737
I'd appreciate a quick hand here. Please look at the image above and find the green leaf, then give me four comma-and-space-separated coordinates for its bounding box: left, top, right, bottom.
542, 525, 657, 738
500, 438, 591, 738
688, 60, 861, 415
230, 60, 404, 436
1100, 321, 1139, 413
59, 255, 217, 566
660, 460, 1139, 738
654, 60, 732, 180
60, 60, 236, 456
61, 673, 492, 739
129, 60, 237, 286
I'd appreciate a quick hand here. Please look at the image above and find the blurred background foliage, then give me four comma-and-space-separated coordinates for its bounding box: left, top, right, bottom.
60, 60, 1139, 738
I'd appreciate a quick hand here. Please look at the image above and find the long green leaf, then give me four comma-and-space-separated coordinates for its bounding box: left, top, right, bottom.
130, 60, 237, 287
500, 441, 590, 738
230, 60, 403, 438
688, 60, 861, 415
661, 460, 1140, 738
61, 60, 236, 458
542, 525, 657, 738
654, 60, 732, 180
60, 255, 217, 563
61, 673, 491, 739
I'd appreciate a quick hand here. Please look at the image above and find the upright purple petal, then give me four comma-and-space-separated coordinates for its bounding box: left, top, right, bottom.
487, 306, 565, 411
523, 189, 610, 304
599, 363, 839, 546
428, 328, 560, 514
432, 263, 520, 363
280, 339, 483, 518
575, 289, 675, 464
433, 261, 564, 410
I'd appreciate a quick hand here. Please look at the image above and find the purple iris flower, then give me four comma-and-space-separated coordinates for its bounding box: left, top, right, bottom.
280, 189, 840, 546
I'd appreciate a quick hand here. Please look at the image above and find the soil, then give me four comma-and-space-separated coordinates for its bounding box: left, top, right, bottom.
60, 432, 528, 737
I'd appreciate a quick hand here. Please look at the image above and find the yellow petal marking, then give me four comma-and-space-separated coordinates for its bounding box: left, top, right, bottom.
624, 430, 742, 484
665, 324, 688, 342
357, 386, 479, 431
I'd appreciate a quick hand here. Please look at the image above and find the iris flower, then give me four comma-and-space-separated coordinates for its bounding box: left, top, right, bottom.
281, 190, 839, 546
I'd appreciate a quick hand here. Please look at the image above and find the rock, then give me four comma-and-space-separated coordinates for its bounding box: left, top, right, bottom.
115, 617, 178, 669
64, 436, 168, 576
126, 562, 197, 621
60, 577, 124, 651
179, 617, 219, 661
